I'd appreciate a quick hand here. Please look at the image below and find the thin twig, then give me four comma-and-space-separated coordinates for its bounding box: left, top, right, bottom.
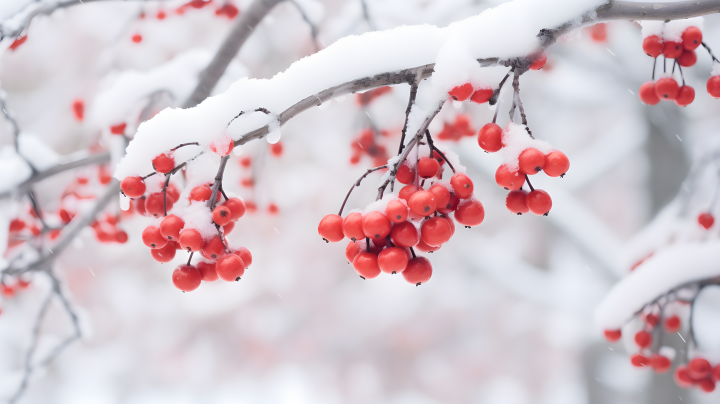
424, 130, 455, 173
398, 82, 419, 155
359, 0, 376, 31
339, 165, 388, 216
288, 0, 321, 52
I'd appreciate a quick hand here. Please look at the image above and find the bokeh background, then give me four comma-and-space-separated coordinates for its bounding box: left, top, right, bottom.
0, 0, 719, 403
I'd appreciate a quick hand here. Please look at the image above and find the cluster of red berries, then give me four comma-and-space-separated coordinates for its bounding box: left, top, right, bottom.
478, 123, 569, 216
131, 1, 239, 44
350, 128, 390, 166
318, 164, 483, 285
436, 115, 476, 142
638, 25, 714, 106
120, 144, 253, 292
698, 212, 715, 229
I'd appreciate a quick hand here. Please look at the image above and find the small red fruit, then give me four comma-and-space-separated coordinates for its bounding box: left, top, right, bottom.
470, 88, 493, 104
160, 215, 184, 240
655, 77, 679, 100
675, 85, 695, 107
152, 153, 175, 173
678, 49, 697, 67
495, 165, 525, 190
270, 141, 283, 157
197, 261, 217, 281
72, 100, 84, 121
698, 213, 714, 229
688, 358, 712, 379
216, 254, 245, 281
634, 330, 652, 348
403, 257, 432, 285
697, 379, 716, 393
454, 200, 485, 227
543, 150, 570, 177
643, 35, 663, 58
396, 163, 415, 184
399, 184, 421, 202
342, 212, 365, 241
353, 252, 381, 279
234, 247, 252, 267
518, 148, 545, 175
450, 173, 473, 199
166, 184, 180, 203
142, 226, 168, 249
179, 229, 204, 252
437, 192, 460, 215
506, 190, 529, 215
121, 176, 146, 198
150, 242, 176, 263
408, 191, 436, 217
318, 214, 344, 242
110, 123, 126, 135
131, 34, 143, 44
201, 236, 227, 260
390, 221, 419, 247
428, 184, 450, 211
603, 329, 622, 342
662, 41, 683, 59
448, 83, 473, 101
378, 247, 409, 274
649, 355, 671, 373
675, 366, 693, 387
421, 217, 452, 247
682, 26, 703, 50
145, 192, 173, 217
216, 3, 239, 18
222, 197, 246, 220
345, 241, 362, 263
172, 265, 202, 291
664, 315, 681, 333
708, 76, 720, 98
417, 156, 440, 178
645, 313, 659, 327
212, 206, 233, 226
527, 190, 552, 216
362, 211, 392, 240
385, 199, 408, 223
639, 81, 660, 105
478, 123, 503, 152
189, 185, 213, 202
529, 53, 547, 70
9, 219, 25, 232
630, 353, 648, 367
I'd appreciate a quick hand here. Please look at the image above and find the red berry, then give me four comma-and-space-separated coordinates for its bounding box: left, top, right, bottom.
645, 313, 659, 327
121, 176, 146, 198
506, 190, 529, 215
342, 212, 365, 241
655, 77, 680, 100
135, 197, 147, 216
643, 35, 663, 58
604, 329, 622, 342
634, 330, 652, 348
415, 238, 440, 253
115, 230, 128, 243
675, 366, 693, 388
353, 252, 381, 279
216, 3, 239, 18
9, 219, 25, 232
59, 209, 73, 224
689, 358, 712, 379
396, 163, 415, 184
448, 83, 473, 101
172, 265, 201, 291
9, 35, 27, 51
649, 355, 671, 373
698, 213, 714, 229
450, 173, 474, 199
678, 49, 697, 67
318, 214, 344, 242
543, 150, 570, 177
179, 229, 204, 252
157, 10, 167, 19
529, 53, 547, 70
399, 184, 421, 202
454, 200, 485, 227
444, 216, 455, 236
495, 165, 525, 190
145, 192, 173, 217
270, 141, 283, 157
209, 137, 234, 156
362, 211, 392, 240
639, 81, 660, 105
421, 217, 452, 247
518, 148, 545, 175
385, 199, 408, 223
166, 184, 180, 203
713, 364, 720, 382
212, 206, 232, 226
160, 214, 184, 240
428, 185, 450, 211
698, 379, 716, 393
152, 153, 174, 173
588, 22, 607, 42
674, 85, 695, 107
662, 41, 683, 59
478, 123, 503, 152
240, 156, 251, 167
630, 353, 648, 367
110, 123, 126, 135
142, 226, 168, 249
196, 261, 217, 281
390, 221, 419, 247
437, 192, 460, 215
708, 76, 720, 98
150, 242, 176, 263
403, 257, 432, 285
417, 157, 440, 178
222, 197, 246, 220
664, 315, 681, 332
72, 99, 84, 121
131, 34, 142, 44
682, 26, 703, 50
408, 191, 436, 217
233, 247, 252, 267
345, 241, 362, 263
378, 247, 409, 274
223, 221, 235, 236
189, 185, 213, 202
216, 254, 245, 281
202, 236, 227, 260
470, 88, 493, 104
527, 190, 552, 216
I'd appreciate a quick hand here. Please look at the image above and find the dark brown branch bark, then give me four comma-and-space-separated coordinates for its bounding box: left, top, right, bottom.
182, 0, 283, 108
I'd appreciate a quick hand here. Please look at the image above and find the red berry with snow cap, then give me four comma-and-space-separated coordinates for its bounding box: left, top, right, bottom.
342, 212, 365, 241
682, 26, 703, 50
448, 83, 473, 101
643, 35, 663, 58
470, 88, 493, 104
152, 153, 174, 173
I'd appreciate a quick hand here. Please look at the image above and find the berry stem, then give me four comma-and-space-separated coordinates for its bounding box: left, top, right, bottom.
208, 155, 230, 211
163, 173, 172, 217
170, 142, 200, 151
652, 57, 656, 81
511, 69, 534, 138
338, 164, 388, 216
227, 107, 271, 127
409, 246, 416, 258
663, 56, 666, 73
187, 251, 194, 266
524, 174, 535, 192
425, 129, 456, 173
676, 61, 686, 86
398, 81, 419, 155
141, 172, 157, 180
365, 237, 370, 253
701, 42, 720, 63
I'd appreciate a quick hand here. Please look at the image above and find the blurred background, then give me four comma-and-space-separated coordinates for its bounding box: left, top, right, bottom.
0, 0, 719, 403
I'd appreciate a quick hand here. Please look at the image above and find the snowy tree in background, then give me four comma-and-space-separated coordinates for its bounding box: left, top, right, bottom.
2, 0, 720, 403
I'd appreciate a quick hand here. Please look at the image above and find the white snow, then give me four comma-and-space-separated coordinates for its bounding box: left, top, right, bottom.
639, 18, 703, 42
499, 122, 554, 170
639, 21, 664, 39
595, 241, 720, 329
116, 0, 607, 179
0, 146, 32, 193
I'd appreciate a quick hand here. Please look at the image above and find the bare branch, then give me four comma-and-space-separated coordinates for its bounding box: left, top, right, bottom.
287, 0, 321, 52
